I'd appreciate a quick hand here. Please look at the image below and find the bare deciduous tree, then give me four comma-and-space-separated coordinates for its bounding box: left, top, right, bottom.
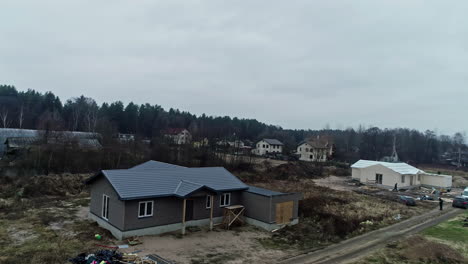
0, 108, 10, 128
18, 104, 24, 128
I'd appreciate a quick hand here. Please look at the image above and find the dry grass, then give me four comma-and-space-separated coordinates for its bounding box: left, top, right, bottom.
254, 179, 433, 250
354, 212, 468, 264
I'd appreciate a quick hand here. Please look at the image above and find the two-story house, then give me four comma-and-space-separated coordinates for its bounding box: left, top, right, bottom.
252, 139, 284, 156
297, 136, 333, 162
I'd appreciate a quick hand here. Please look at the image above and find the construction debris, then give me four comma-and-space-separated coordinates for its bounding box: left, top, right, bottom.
69, 250, 164, 264
69, 250, 123, 264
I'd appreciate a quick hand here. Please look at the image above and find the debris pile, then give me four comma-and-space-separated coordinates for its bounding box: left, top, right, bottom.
69, 250, 123, 264
69, 250, 166, 264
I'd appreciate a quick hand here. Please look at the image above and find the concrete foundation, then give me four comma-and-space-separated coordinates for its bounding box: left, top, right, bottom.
245, 217, 299, 231
90, 212, 300, 239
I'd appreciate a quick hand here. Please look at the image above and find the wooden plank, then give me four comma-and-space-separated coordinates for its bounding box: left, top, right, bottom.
182, 199, 186, 235
209, 195, 214, 230
276, 201, 293, 224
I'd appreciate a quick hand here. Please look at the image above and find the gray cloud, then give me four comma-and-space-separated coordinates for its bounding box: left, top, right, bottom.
1, 0, 467, 135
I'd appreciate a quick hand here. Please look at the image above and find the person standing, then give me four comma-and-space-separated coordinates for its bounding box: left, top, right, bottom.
393, 183, 398, 192
439, 197, 444, 210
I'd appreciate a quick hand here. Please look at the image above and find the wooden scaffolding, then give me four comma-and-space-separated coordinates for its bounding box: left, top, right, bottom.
222, 205, 245, 229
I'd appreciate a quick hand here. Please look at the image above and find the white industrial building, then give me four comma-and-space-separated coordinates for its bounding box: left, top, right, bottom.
351, 160, 452, 189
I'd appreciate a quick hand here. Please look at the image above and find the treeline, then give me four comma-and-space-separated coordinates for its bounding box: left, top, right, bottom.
0, 85, 466, 167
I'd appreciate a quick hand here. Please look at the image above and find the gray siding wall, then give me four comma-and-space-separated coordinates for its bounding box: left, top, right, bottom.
124, 196, 182, 230
271, 193, 301, 222
89, 177, 126, 230
123, 191, 243, 231
241, 192, 272, 223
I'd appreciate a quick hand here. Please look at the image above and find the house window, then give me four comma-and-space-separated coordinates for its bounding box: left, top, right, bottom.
417, 174, 421, 181
401, 175, 405, 183
299, 148, 302, 151
220, 193, 231, 207
102, 194, 110, 220
138, 201, 153, 218
375, 173, 383, 184
306, 148, 309, 152
206, 195, 212, 209
310, 155, 313, 159
263, 144, 265, 148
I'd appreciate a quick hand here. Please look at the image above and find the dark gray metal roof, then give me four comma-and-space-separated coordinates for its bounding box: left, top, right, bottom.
260, 138, 284, 145
130, 160, 186, 170
100, 165, 248, 200
246, 186, 284, 197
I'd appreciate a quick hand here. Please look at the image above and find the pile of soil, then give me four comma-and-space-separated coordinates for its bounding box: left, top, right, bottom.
400, 236, 466, 264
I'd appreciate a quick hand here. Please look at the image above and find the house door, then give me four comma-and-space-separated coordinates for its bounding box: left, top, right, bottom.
275, 201, 294, 224
185, 200, 194, 221
410, 176, 414, 186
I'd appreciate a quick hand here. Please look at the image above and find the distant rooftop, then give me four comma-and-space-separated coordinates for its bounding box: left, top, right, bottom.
351, 160, 423, 175
260, 138, 284, 145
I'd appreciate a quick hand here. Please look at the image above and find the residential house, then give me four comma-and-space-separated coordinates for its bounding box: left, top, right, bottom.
163, 128, 192, 145
296, 136, 333, 162
86, 160, 302, 239
193, 138, 209, 148
252, 139, 283, 156
351, 160, 452, 189
117, 133, 135, 142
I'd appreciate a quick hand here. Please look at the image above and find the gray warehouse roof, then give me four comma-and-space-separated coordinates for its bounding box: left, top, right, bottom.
246, 186, 284, 197
92, 162, 248, 200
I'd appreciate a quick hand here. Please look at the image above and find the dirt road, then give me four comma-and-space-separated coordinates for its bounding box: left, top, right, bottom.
280, 207, 464, 264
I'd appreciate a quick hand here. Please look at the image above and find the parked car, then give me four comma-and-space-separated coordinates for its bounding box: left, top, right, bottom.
399, 195, 416, 206
452, 196, 468, 209
462, 188, 468, 198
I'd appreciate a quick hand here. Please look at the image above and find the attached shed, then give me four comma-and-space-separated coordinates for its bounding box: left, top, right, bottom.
420, 173, 452, 189
242, 186, 302, 231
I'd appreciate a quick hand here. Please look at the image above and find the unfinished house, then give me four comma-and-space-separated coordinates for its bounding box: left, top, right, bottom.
252, 138, 284, 156
351, 160, 452, 189
86, 160, 301, 239
296, 136, 334, 162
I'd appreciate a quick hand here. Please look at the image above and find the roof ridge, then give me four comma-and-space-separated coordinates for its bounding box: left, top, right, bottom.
174, 181, 183, 194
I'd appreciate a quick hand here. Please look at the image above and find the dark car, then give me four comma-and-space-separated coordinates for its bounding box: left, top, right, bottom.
399, 195, 416, 206
452, 196, 468, 209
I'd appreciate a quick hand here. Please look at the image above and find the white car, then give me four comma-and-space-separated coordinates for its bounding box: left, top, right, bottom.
462, 188, 468, 198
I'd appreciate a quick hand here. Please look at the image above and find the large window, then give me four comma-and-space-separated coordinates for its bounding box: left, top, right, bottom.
375, 173, 383, 184
206, 195, 212, 209
401, 175, 405, 183
102, 194, 109, 220
138, 201, 153, 218
220, 193, 231, 207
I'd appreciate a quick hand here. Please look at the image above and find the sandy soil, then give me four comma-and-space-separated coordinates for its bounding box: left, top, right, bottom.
313, 176, 358, 192
120, 226, 293, 264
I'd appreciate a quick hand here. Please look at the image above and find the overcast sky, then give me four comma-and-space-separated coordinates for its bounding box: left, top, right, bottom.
1, 1, 467, 135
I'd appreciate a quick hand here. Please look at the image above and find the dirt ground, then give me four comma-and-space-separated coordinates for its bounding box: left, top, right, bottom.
313, 175, 358, 192
120, 226, 294, 263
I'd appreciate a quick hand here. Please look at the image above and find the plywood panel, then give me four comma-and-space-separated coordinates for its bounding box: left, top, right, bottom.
275, 201, 293, 224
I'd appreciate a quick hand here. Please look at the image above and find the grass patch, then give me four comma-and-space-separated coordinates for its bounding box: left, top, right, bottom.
422, 211, 468, 243
354, 212, 468, 264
